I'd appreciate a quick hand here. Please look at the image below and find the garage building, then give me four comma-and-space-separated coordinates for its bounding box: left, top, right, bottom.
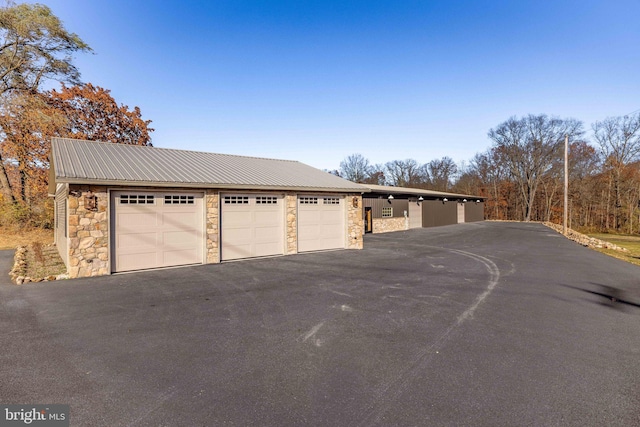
362, 184, 484, 233
50, 138, 366, 278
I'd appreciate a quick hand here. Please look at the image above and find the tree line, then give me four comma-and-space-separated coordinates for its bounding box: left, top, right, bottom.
336, 111, 640, 234
336, 154, 459, 192
0, 2, 153, 227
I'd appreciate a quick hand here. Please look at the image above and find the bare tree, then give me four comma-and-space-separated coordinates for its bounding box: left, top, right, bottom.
459, 149, 509, 219
489, 114, 583, 221
363, 163, 386, 185
427, 156, 458, 191
384, 159, 427, 187
339, 153, 373, 183
567, 140, 600, 228
592, 113, 640, 230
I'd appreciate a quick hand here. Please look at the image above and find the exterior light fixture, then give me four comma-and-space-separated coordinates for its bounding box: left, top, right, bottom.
387, 194, 394, 201
418, 196, 424, 202
85, 190, 97, 211
442, 198, 448, 203
462, 199, 467, 203
352, 196, 359, 208
476, 199, 481, 204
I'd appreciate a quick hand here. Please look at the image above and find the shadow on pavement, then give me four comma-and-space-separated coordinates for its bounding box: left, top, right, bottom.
561, 283, 640, 311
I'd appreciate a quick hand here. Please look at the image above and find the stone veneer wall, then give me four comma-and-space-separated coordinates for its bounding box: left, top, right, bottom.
372, 217, 408, 234
347, 195, 364, 249
205, 191, 219, 263
285, 193, 298, 254
67, 185, 109, 278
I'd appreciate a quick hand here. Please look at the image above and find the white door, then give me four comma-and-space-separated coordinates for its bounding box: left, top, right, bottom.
221, 194, 284, 261
298, 196, 345, 252
457, 202, 466, 223
112, 191, 204, 272
408, 199, 422, 228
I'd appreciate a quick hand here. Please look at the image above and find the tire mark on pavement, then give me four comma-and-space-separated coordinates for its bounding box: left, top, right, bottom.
356, 247, 501, 427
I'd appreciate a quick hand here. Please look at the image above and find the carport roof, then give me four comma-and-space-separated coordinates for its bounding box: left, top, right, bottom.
50, 138, 367, 193
361, 184, 484, 200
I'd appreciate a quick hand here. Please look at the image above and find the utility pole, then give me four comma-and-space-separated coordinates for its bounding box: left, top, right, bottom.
564, 134, 568, 235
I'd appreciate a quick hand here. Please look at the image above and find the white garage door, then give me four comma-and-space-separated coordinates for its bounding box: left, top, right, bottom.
298, 195, 345, 252
408, 199, 422, 228
221, 194, 284, 261
112, 191, 204, 272
457, 202, 466, 223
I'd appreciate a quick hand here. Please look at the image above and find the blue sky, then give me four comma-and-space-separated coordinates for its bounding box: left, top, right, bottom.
33, 0, 640, 171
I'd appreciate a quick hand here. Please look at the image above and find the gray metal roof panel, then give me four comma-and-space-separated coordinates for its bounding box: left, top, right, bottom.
362, 183, 484, 200
51, 138, 366, 192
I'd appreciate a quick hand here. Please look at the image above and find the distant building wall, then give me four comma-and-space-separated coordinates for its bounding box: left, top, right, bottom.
422, 199, 458, 227
465, 202, 485, 223
363, 198, 408, 218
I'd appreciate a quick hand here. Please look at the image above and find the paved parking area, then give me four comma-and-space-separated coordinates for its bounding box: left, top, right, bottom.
1, 222, 639, 426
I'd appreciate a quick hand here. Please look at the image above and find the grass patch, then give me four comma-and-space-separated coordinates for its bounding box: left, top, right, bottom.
588, 233, 640, 267
0, 227, 54, 250
24, 243, 67, 279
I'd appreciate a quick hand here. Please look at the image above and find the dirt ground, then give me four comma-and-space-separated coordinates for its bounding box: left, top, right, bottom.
0, 228, 54, 250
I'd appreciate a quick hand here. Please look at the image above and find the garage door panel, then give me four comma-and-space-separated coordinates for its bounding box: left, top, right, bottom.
320, 213, 341, 225
118, 232, 157, 249
255, 211, 281, 225
112, 192, 204, 272
117, 252, 158, 271
223, 244, 252, 260
255, 242, 282, 257
163, 249, 199, 265
119, 212, 159, 227
223, 210, 253, 225
163, 230, 199, 246
254, 225, 281, 241
223, 227, 252, 243
162, 212, 200, 228
320, 225, 342, 238
298, 196, 345, 252
221, 194, 284, 261
299, 224, 319, 236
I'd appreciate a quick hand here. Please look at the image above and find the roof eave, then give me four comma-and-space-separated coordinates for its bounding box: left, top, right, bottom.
361, 184, 484, 200
54, 177, 370, 194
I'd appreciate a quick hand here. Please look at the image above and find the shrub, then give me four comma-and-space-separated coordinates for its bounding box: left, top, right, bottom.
0, 199, 54, 230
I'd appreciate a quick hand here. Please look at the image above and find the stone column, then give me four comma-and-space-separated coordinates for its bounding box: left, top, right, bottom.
67, 185, 109, 278
285, 193, 298, 254
347, 195, 364, 249
206, 190, 220, 263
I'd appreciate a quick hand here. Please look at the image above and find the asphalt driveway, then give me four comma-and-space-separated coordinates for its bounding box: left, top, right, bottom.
1, 222, 639, 426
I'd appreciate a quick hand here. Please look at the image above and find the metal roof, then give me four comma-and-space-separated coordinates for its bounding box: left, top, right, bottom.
50, 138, 367, 193
361, 184, 484, 200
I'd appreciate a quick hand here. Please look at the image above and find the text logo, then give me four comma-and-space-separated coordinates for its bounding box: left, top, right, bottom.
0, 405, 69, 427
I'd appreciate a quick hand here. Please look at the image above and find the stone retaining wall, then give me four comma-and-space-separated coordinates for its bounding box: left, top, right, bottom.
543, 222, 629, 251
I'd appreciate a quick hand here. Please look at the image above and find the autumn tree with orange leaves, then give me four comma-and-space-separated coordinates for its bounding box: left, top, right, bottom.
0, 84, 154, 211
47, 84, 153, 146
0, 2, 153, 227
